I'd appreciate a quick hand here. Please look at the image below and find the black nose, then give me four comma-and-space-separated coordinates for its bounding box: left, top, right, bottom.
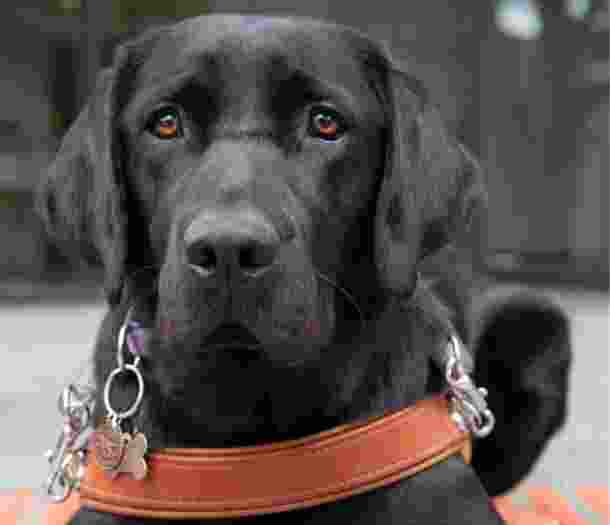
185, 209, 279, 280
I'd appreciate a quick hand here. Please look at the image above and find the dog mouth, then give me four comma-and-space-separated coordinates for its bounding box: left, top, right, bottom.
203, 323, 263, 353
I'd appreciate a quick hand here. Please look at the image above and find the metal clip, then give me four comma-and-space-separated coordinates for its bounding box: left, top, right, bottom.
445, 334, 495, 438
43, 384, 95, 503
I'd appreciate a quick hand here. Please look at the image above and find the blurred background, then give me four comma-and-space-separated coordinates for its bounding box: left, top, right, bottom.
0, 0, 608, 501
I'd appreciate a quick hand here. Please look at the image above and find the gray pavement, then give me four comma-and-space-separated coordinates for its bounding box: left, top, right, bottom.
0, 302, 104, 490
1, 289, 608, 493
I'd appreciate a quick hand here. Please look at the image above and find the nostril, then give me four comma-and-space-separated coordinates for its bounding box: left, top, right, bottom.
187, 242, 217, 272
184, 209, 281, 279
239, 241, 277, 274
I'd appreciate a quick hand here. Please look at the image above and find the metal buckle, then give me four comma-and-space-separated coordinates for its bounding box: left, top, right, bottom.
445, 334, 495, 438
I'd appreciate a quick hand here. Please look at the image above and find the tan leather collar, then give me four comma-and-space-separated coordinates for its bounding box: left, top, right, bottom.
80, 395, 471, 519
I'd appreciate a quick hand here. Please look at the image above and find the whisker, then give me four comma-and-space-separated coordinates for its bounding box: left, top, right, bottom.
314, 269, 365, 331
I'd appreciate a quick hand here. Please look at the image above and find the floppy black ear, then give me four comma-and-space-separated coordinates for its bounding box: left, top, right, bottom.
374, 59, 487, 293
37, 55, 128, 305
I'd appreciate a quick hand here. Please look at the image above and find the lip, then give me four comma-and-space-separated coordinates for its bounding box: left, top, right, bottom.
203, 323, 263, 352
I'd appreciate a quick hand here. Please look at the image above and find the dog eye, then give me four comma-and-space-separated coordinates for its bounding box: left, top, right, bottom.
148, 106, 183, 140
308, 106, 346, 141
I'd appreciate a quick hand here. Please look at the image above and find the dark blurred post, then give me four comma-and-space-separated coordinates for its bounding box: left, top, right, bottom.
78, 0, 112, 108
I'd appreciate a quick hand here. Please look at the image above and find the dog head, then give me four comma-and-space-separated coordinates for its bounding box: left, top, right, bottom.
38, 15, 485, 441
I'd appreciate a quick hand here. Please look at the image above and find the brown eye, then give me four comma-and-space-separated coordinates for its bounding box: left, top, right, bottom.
149, 107, 182, 139
308, 107, 345, 141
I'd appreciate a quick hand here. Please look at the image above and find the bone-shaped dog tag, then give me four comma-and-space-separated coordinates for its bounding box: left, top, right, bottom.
92, 421, 148, 480
108, 432, 148, 480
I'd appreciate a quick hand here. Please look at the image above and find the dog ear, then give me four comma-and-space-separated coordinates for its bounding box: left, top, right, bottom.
374, 60, 487, 294
37, 51, 128, 305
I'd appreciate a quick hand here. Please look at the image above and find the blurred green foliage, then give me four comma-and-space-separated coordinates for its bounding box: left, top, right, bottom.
49, 110, 65, 136
0, 191, 19, 210
112, 0, 209, 33
112, 0, 209, 26
47, 0, 81, 16
48, 1, 209, 31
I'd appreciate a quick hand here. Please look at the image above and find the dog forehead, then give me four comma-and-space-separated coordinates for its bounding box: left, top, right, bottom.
132, 15, 379, 95
173, 14, 366, 57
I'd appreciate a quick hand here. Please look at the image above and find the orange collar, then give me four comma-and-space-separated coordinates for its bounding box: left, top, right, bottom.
80, 395, 471, 519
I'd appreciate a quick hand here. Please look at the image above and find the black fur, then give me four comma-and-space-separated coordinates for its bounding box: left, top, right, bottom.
38, 15, 571, 524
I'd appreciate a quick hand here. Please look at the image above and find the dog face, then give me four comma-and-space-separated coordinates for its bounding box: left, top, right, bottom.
39, 15, 485, 441
120, 17, 389, 361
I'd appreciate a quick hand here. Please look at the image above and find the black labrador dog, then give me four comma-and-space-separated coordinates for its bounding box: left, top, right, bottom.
38, 15, 571, 524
